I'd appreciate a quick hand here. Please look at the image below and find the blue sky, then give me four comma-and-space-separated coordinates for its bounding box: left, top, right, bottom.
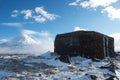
0, 0, 120, 39
0, 0, 120, 52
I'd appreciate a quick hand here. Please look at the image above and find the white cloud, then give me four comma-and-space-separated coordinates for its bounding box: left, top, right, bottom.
0, 22, 23, 27
11, 10, 19, 17
22, 29, 38, 35
74, 26, 86, 31
81, 0, 117, 8
69, 0, 118, 8
39, 31, 50, 37
69, 2, 78, 6
0, 29, 54, 54
0, 22, 34, 27
33, 15, 46, 23
110, 33, 120, 52
21, 10, 32, 19
0, 39, 8, 43
102, 6, 120, 20
11, 6, 59, 23
35, 7, 58, 20
69, 0, 120, 20
69, 0, 81, 6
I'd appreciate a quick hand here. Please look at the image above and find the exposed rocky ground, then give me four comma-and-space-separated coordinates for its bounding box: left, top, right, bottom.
0, 52, 120, 80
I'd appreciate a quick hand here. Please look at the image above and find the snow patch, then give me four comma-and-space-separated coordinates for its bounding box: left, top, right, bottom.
44, 58, 68, 67
40, 51, 52, 58
0, 71, 10, 79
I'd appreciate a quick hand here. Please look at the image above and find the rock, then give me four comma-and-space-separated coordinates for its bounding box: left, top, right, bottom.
90, 75, 97, 80
85, 74, 97, 80
109, 64, 116, 73
100, 62, 116, 73
68, 77, 71, 80
106, 76, 117, 80
58, 55, 70, 63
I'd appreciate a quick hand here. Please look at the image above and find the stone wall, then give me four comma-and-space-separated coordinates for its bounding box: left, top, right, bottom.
54, 31, 115, 60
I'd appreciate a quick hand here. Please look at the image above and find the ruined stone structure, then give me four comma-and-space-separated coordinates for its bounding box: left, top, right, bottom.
54, 31, 115, 60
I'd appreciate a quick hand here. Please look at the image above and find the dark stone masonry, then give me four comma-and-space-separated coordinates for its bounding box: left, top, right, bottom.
54, 31, 115, 60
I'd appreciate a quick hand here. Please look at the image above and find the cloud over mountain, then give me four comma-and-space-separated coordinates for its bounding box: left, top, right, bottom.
0, 29, 54, 54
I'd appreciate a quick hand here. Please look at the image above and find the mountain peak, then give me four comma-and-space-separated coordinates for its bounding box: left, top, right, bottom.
18, 34, 38, 45
0, 34, 38, 47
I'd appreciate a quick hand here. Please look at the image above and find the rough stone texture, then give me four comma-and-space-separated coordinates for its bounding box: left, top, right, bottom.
54, 31, 115, 59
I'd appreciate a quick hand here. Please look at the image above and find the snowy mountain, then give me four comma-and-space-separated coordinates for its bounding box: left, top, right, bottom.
0, 34, 38, 47
0, 34, 42, 54
0, 29, 53, 54
0, 29, 54, 54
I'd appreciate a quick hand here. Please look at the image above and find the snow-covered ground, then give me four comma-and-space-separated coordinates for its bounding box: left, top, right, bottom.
0, 52, 120, 80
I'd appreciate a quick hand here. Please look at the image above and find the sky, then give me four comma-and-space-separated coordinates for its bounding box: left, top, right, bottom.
0, 0, 120, 53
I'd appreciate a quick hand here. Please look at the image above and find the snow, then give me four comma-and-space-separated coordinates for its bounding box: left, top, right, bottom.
0, 71, 10, 79
0, 52, 120, 80
44, 58, 68, 67
80, 59, 92, 67
92, 61, 107, 67
115, 70, 120, 79
74, 76, 91, 80
40, 51, 52, 58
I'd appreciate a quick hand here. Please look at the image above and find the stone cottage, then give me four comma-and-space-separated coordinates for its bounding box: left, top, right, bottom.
54, 31, 115, 60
